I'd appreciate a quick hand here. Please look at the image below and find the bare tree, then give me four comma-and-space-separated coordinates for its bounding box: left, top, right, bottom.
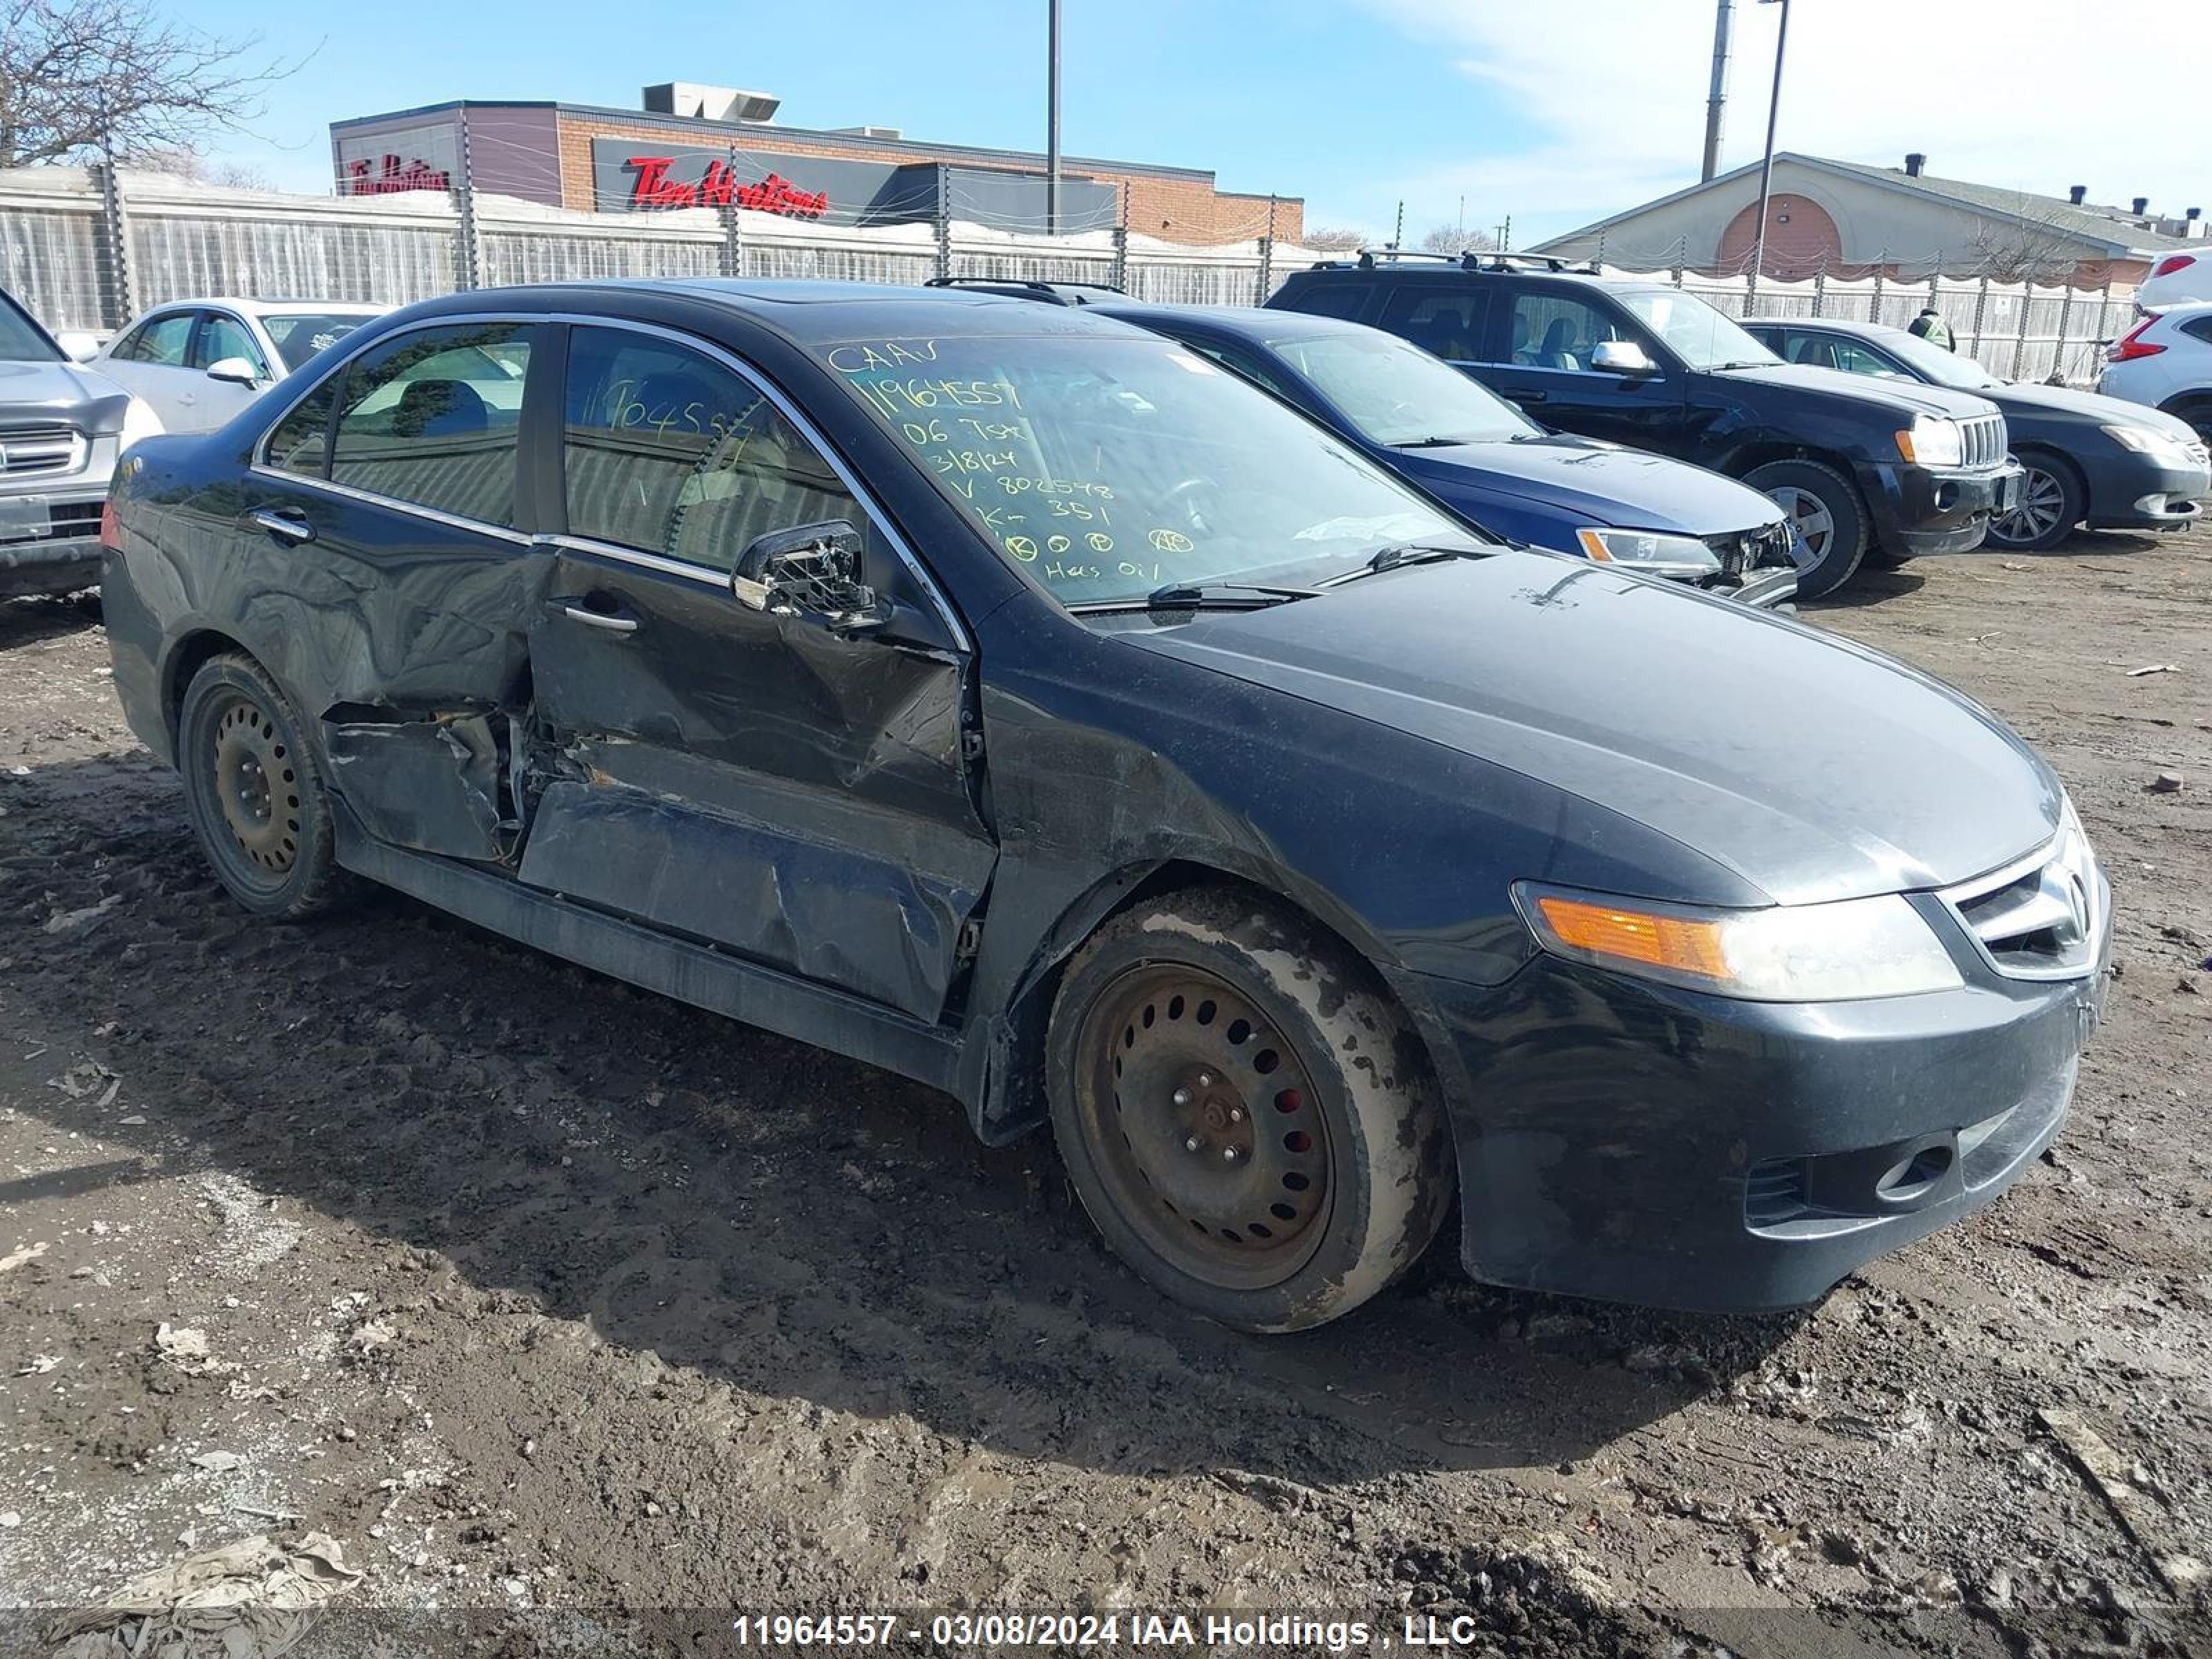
0, 0, 301, 169
1302, 225, 1369, 252
1964, 197, 2086, 284
1418, 223, 1498, 256
133, 145, 273, 190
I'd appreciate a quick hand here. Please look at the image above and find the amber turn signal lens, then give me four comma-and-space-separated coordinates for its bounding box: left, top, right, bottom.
1534, 895, 1731, 981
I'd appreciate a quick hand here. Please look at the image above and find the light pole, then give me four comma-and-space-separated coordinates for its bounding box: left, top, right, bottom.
1748, 0, 1790, 293
1045, 0, 1062, 235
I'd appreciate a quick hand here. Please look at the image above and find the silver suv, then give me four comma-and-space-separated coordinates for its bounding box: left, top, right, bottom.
1, 287, 161, 598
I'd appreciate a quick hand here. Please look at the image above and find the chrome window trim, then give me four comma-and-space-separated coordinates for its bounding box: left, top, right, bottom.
246, 309, 969, 652
242, 465, 534, 545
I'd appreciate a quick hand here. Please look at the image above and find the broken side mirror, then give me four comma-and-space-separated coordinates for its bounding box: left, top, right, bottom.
1590, 339, 1656, 376
730, 520, 892, 635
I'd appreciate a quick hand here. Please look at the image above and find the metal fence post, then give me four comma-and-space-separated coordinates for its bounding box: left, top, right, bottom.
1111, 225, 1129, 294
1255, 234, 1273, 305
1969, 274, 1990, 354
718, 146, 744, 278
2010, 279, 2033, 381
1812, 268, 1826, 317
453, 118, 485, 290
934, 200, 952, 282
1868, 260, 1884, 323
2052, 284, 2074, 384
93, 160, 135, 325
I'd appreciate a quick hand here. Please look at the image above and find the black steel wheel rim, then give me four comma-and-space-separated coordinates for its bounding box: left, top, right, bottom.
206, 693, 301, 888
1075, 962, 1332, 1290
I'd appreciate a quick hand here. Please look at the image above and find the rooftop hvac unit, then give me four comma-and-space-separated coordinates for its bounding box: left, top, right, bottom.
641, 83, 780, 124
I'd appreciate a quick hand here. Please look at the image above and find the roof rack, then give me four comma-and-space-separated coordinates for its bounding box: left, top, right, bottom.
923, 276, 1127, 306
1306, 250, 1606, 275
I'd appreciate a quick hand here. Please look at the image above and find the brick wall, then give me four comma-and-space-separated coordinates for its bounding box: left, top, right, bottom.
554, 111, 1301, 244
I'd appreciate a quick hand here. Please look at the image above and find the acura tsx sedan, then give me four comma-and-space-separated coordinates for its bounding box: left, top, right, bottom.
101, 280, 2110, 1331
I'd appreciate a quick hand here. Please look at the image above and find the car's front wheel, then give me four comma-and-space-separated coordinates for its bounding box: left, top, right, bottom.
1745, 458, 1869, 597
1987, 454, 2082, 552
1047, 888, 1454, 1332
177, 653, 357, 919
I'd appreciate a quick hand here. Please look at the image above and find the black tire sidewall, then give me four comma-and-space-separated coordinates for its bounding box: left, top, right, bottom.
178, 657, 341, 919
1047, 901, 1441, 1333
1986, 453, 2081, 552
1748, 459, 1868, 598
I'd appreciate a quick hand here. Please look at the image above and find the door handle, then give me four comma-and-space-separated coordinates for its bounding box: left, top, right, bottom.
1510, 388, 1548, 403
561, 602, 639, 635
247, 506, 314, 545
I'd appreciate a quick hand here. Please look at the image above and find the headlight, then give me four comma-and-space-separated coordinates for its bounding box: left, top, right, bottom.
1512, 882, 1965, 1002
1895, 416, 1962, 467
1574, 527, 1722, 576
118, 396, 165, 453
2102, 422, 2197, 463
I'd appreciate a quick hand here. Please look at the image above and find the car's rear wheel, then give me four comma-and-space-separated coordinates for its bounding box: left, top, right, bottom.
1745, 458, 1869, 597
178, 654, 357, 919
1047, 889, 1454, 1332
2164, 399, 2212, 451
1987, 453, 2082, 552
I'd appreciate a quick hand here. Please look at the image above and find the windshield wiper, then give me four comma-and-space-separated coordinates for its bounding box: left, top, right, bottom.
1067, 581, 1318, 615
1387, 435, 1471, 450
1322, 542, 1485, 587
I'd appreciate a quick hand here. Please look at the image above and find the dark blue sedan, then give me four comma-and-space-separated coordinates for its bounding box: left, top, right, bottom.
1001, 292, 1803, 606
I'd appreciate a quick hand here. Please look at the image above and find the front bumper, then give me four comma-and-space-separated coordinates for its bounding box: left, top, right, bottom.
1, 447, 114, 598
1422, 895, 2109, 1313
2081, 453, 2208, 531
1858, 458, 2025, 556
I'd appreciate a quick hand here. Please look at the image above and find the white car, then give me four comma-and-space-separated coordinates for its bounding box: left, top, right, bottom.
93, 298, 386, 433
2137, 249, 2212, 312
2099, 302, 2212, 448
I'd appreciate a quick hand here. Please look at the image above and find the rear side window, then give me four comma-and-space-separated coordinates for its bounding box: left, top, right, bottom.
561, 326, 857, 574
328, 322, 533, 527
1281, 281, 1371, 322
2182, 315, 2212, 346
1506, 292, 1627, 371
113, 312, 193, 366
1375, 286, 1488, 361
1786, 332, 1909, 378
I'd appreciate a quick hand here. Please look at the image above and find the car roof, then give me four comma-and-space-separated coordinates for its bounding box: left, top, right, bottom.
1085, 300, 1362, 341
135, 297, 388, 317
1741, 315, 1912, 341
409, 278, 1165, 349
1291, 263, 1664, 296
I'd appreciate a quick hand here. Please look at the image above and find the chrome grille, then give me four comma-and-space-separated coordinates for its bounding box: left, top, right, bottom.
0, 423, 84, 478
1961, 413, 2007, 471
1941, 813, 2103, 981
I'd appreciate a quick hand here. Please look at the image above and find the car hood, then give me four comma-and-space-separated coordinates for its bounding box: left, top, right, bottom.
1124, 552, 2059, 906
1389, 435, 1781, 534
0, 357, 135, 431
1716, 362, 2001, 421
1991, 379, 2201, 440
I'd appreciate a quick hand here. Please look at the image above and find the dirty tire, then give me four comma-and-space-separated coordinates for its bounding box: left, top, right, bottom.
1746, 458, 1869, 597
1047, 888, 1454, 1333
177, 653, 357, 920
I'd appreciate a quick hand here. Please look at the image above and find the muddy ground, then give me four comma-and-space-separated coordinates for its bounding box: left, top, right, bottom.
1, 529, 2207, 1658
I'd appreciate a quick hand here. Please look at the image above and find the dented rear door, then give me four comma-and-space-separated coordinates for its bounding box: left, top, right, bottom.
518, 323, 995, 1025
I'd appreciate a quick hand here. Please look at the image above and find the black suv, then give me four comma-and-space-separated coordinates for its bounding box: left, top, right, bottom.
1268, 255, 2023, 595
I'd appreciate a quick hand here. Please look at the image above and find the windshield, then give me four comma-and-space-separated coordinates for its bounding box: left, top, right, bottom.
818, 332, 1478, 606
1613, 288, 1779, 371
0, 292, 62, 362
263, 313, 373, 371
1267, 328, 1539, 445
1873, 327, 2001, 390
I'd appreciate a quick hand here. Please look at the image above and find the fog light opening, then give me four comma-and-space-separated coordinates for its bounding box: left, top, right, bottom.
1877, 1143, 1954, 1203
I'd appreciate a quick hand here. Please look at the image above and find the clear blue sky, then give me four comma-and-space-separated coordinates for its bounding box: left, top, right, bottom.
174, 0, 2211, 252
177, 0, 1597, 245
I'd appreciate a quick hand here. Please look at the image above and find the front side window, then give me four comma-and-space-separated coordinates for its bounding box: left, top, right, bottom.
1787, 332, 1914, 380
562, 326, 858, 573
114, 312, 193, 366
329, 322, 532, 526
1611, 287, 1778, 371
0, 292, 60, 362
263, 313, 372, 372
1507, 292, 1629, 372
191, 314, 267, 376
264, 384, 337, 477
817, 331, 1477, 606
1268, 328, 1539, 446
1286, 283, 1372, 323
